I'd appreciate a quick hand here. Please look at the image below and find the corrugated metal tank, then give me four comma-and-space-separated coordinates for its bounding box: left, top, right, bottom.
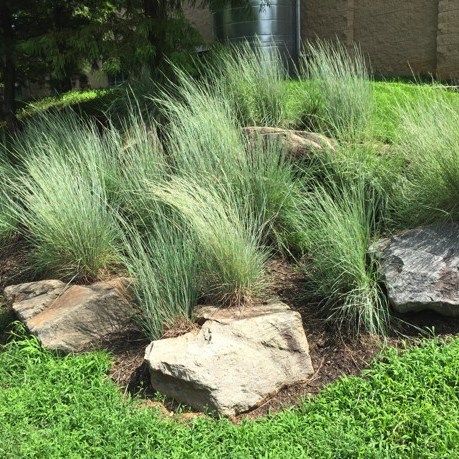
214, 1, 300, 66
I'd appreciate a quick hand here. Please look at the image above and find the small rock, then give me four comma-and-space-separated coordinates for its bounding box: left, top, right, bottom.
145, 302, 314, 417
4, 278, 136, 352
374, 223, 459, 316
242, 126, 336, 159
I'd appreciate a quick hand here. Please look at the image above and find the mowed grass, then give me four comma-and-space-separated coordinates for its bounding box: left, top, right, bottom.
0, 333, 458, 458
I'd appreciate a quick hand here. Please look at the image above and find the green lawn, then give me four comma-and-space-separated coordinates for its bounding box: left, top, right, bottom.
8, 80, 459, 146
1, 332, 458, 458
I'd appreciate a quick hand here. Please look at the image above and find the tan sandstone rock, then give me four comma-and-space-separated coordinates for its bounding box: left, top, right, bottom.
145, 302, 313, 417
4, 278, 135, 352
242, 126, 337, 159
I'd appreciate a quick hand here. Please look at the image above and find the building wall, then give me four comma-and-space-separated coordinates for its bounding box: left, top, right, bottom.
188, 0, 459, 79
183, 4, 214, 43
352, 0, 439, 77
300, 0, 353, 46
437, 0, 459, 79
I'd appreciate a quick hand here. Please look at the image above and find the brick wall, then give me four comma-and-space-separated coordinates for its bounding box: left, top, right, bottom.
300, 0, 352, 45
186, 1, 459, 79
437, 0, 459, 79
352, 0, 439, 77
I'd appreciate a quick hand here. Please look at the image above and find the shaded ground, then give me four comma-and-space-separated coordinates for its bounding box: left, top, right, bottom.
0, 238, 32, 344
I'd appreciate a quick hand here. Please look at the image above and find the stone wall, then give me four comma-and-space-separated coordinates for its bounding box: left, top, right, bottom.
186, 0, 459, 79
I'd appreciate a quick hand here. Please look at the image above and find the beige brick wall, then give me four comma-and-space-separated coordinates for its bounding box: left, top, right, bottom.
300, 0, 353, 45
187, 1, 459, 79
354, 0, 439, 77
437, 0, 459, 79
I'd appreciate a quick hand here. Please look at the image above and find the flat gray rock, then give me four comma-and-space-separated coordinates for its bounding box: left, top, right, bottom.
374, 223, 459, 316
4, 278, 135, 352
145, 302, 314, 417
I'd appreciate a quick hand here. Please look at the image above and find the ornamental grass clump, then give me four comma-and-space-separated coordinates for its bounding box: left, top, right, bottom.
0, 158, 18, 242
301, 40, 374, 140
8, 153, 120, 280
151, 177, 268, 305
122, 212, 200, 340
211, 42, 289, 126
6, 114, 121, 280
300, 180, 388, 335
159, 73, 246, 191
160, 74, 305, 253
106, 111, 168, 226
393, 96, 459, 227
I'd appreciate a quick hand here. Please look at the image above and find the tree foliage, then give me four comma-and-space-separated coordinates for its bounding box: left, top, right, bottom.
1, 0, 239, 128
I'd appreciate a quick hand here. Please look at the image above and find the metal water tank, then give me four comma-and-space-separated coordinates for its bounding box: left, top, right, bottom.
214, 0, 300, 66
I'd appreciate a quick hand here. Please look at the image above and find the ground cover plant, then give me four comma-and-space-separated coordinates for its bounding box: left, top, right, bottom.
0, 331, 458, 458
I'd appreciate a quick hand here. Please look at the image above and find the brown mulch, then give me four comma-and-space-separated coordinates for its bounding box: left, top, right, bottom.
0, 237, 31, 291
0, 238, 33, 344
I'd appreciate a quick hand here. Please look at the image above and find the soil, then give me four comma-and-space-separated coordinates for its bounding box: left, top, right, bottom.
0, 237, 31, 290
2, 243, 458, 420
0, 238, 33, 344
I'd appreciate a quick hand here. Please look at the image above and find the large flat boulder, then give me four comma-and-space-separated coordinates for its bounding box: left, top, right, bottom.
144, 302, 313, 417
4, 278, 135, 352
374, 223, 459, 316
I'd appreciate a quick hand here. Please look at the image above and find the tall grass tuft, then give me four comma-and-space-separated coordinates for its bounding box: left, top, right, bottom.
306, 142, 404, 232
106, 110, 168, 226
151, 177, 268, 305
0, 158, 18, 242
300, 180, 388, 335
6, 114, 121, 280
393, 97, 459, 226
159, 73, 246, 189
300, 40, 374, 140
122, 213, 200, 340
160, 73, 305, 253
210, 42, 288, 126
